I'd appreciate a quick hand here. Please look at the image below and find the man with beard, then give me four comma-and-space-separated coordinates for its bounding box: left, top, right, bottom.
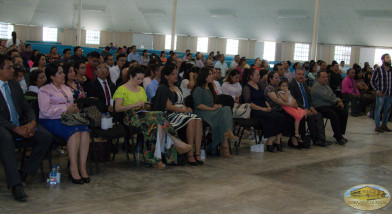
371, 53, 392, 133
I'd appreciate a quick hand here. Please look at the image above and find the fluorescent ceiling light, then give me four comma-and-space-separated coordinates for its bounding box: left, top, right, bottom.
141, 9, 166, 16
361, 17, 392, 21
277, 15, 308, 19
82, 5, 106, 12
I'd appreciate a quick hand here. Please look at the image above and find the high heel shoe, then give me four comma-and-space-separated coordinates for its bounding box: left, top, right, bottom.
175, 142, 193, 155
186, 155, 198, 166
274, 143, 283, 152
81, 177, 90, 183
67, 166, 83, 185
78, 169, 91, 183
195, 154, 204, 165
266, 145, 276, 153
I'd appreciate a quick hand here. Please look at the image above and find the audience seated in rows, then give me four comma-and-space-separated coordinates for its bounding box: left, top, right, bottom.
0, 55, 52, 201
113, 66, 192, 169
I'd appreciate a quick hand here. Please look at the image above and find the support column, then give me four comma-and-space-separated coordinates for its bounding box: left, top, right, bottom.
310, 0, 320, 60
77, 0, 82, 46
170, 0, 177, 50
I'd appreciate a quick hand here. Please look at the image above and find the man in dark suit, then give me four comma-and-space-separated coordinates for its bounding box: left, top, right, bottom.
289, 67, 331, 147
85, 63, 116, 112
0, 55, 52, 202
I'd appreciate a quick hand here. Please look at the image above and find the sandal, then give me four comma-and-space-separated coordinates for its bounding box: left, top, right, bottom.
153, 162, 166, 170
194, 154, 204, 165
294, 132, 304, 143
186, 155, 198, 166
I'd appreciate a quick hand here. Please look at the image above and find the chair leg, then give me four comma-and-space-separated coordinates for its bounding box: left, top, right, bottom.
111, 138, 120, 161
47, 149, 52, 171
127, 135, 135, 168
90, 135, 100, 174
40, 162, 45, 182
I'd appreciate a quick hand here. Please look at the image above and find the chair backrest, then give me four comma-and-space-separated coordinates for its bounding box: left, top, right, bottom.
217, 94, 234, 110
75, 97, 106, 113
184, 95, 194, 110
30, 99, 40, 120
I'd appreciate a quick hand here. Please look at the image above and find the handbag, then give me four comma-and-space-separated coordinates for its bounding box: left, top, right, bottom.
61, 113, 90, 126
232, 103, 251, 119
82, 105, 102, 127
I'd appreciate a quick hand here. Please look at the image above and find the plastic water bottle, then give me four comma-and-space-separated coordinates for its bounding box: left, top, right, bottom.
200, 148, 206, 160
106, 112, 113, 128
101, 113, 108, 130
136, 142, 141, 167
56, 164, 61, 184
49, 166, 57, 184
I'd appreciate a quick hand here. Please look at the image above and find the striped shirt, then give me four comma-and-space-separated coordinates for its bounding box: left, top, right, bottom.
371, 66, 392, 96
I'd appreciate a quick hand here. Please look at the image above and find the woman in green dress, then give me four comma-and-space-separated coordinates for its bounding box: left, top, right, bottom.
113, 66, 192, 169
191, 67, 238, 158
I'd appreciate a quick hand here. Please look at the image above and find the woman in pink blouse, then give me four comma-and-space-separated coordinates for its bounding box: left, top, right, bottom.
221, 69, 242, 102
38, 63, 90, 184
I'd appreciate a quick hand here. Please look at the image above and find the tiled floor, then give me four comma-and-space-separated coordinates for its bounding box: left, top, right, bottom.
1, 115, 391, 213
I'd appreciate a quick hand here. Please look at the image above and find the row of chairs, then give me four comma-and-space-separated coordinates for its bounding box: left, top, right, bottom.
20, 93, 263, 181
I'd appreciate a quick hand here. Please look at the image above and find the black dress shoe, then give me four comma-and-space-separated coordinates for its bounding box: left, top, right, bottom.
337, 139, 346, 146
12, 184, 27, 202
342, 137, 348, 142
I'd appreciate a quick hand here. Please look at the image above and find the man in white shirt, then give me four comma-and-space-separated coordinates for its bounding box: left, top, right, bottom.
104, 54, 115, 69
339, 61, 347, 73
230, 55, 240, 69
214, 54, 228, 77
109, 54, 126, 84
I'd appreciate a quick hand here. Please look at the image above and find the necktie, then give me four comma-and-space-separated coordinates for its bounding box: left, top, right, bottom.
299, 83, 309, 109
3, 83, 20, 126
351, 78, 357, 94
103, 81, 111, 105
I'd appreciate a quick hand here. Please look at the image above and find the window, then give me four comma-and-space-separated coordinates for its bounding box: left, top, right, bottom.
165, 35, 177, 50
294, 43, 310, 61
226, 39, 239, 55
334, 46, 351, 65
374, 48, 392, 66
86, 30, 100, 45
43, 27, 58, 42
0, 23, 14, 39
197, 37, 208, 53
263, 41, 276, 61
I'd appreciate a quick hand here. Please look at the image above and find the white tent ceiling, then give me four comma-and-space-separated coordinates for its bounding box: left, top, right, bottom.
1, 0, 392, 47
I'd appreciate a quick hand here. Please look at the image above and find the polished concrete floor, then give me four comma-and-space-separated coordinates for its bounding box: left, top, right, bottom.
1, 115, 392, 214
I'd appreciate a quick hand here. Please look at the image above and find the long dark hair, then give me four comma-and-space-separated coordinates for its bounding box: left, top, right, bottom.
267, 71, 277, 84
182, 63, 195, 80
32, 54, 46, 67
192, 67, 217, 103
161, 64, 176, 86
241, 68, 255, 85
29, 69, 44, 86
225, 69, 241, 84
63, 63, 74, 83
45, 63, 61, 84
